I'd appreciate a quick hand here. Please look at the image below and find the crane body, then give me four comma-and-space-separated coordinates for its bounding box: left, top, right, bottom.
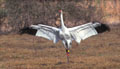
30, 10, 110, 63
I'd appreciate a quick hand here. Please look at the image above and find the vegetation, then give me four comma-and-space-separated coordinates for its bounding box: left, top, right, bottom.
0, 0, 120, 34
0, 25, 120, 69
0, 0, 120, 68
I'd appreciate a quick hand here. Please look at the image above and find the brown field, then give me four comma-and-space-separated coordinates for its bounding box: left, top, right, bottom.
0, 25, 120, 69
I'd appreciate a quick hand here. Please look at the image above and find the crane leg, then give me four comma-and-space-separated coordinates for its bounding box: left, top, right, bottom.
66, 49, 70, 63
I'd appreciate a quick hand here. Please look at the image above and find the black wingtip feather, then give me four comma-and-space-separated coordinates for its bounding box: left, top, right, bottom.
19, 27, 37, 35
95, 24, 110, 33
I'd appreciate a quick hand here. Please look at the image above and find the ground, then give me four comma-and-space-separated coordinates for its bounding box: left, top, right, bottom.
0, 25, 120, 69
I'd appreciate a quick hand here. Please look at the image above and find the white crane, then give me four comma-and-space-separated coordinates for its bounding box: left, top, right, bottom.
30, 10, 110, 63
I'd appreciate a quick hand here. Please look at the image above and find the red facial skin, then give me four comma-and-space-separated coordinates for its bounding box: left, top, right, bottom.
59, 10, 62, 13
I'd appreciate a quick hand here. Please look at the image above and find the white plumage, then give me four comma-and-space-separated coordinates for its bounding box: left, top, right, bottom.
30, 10, 109, 49
29, 10, 110, 63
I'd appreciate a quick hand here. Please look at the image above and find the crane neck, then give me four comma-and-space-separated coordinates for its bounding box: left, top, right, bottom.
60, 11, 66, 30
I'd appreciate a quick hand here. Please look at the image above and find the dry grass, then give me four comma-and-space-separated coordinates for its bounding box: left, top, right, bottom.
0, 25, 120, 69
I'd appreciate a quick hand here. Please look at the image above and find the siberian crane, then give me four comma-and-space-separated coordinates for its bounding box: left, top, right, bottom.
22, 10, 110, 63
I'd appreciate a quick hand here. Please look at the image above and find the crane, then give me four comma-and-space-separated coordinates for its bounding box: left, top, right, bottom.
27, 10, 110, 63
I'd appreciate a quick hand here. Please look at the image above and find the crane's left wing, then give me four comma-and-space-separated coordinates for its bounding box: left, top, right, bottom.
69, 22, 110, 44
30, 24, 60, 43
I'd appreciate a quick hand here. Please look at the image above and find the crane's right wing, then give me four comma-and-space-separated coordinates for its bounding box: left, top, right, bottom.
30, 24, 60, 43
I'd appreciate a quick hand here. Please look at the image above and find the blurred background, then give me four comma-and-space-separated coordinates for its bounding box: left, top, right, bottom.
0, 0, 120, 34
0, 0, 120, 69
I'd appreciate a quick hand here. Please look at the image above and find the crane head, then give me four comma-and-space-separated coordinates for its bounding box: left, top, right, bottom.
59, 10, 62, 13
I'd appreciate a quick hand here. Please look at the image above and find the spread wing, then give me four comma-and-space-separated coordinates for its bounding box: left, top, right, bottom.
69, 22, 110, 44
30, 24, 60, 43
